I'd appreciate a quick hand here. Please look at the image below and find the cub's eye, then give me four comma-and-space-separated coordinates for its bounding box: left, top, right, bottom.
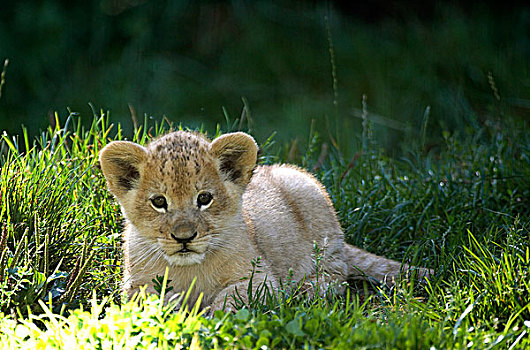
197, 192, 213, 209
150, 196, 167, 211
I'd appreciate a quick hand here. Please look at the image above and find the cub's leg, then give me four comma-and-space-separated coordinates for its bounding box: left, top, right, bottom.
209, 271, 278, 312
288, 250, 350, 299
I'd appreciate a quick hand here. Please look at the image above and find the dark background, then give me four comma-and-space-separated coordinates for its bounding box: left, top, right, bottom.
0, 0, 528, 152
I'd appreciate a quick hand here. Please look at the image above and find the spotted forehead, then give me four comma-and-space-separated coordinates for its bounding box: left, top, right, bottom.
145, 132, 215, 191
148, 131, 210, 158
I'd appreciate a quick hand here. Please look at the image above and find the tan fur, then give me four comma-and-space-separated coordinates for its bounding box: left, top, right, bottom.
99, 131, 430, 310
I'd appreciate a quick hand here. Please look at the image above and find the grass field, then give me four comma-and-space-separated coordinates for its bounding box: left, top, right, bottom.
0, 109, 528, 348
0, 3, 529, 348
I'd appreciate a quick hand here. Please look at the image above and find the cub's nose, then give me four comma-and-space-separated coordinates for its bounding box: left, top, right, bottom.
170, 223, 197, 243
171, 231, 197, 244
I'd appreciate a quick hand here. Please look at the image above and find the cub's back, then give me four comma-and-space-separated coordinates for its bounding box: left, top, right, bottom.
243, 165, 346, 281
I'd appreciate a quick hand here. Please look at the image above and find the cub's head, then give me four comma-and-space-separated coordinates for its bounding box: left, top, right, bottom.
99, 131, 258, 266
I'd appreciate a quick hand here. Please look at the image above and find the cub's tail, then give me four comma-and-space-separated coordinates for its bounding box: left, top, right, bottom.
343, 243, 432, 284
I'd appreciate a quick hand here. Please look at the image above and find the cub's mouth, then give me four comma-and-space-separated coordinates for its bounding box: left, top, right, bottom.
177, 247, 193, 253
169, 232, 198, 254
162, 245, 206, 266
157, 236, 208, 266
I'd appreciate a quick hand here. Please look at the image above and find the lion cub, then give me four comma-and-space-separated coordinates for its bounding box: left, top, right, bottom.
99, 131, 429, 310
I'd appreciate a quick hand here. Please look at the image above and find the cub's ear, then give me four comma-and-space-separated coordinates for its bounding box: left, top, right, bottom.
99, 141, 148, 197
209, 132, 258, 186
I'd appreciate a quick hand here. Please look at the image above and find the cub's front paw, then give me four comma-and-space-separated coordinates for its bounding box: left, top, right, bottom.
207, 295, 235, 315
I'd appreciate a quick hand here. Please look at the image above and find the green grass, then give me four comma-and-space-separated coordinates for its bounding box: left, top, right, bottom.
0, 110, 528, 348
